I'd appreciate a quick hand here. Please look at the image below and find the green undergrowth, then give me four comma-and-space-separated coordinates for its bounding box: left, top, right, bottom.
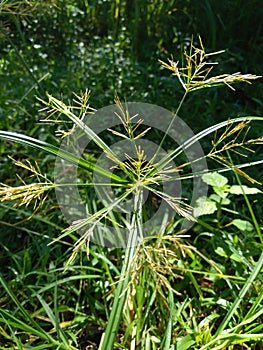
0, 1, 263, 349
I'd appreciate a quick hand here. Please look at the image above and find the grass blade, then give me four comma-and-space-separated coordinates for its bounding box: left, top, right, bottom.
155, 116, 263, 173
36, 292, 69, 346
0, 273, 50, 336
215, 251, 263, 336
0, 131, 127, 183
0, 309, 54, 344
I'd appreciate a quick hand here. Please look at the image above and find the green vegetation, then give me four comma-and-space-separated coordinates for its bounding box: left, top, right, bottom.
0, 1, 263, 349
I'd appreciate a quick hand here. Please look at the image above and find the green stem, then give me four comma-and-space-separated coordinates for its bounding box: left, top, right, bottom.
99, 185, 143, 350
150, 91, 188, 166
99, 245, 136, 349
216, 199, 223, 228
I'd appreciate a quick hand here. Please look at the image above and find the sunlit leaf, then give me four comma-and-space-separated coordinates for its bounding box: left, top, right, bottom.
202, 172, 228, 188
232, 219, 254, 232
229, 185, 262, 195
194, 196, 217, 216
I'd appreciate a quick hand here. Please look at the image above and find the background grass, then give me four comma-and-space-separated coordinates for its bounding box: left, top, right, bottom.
0, 0, 262, 349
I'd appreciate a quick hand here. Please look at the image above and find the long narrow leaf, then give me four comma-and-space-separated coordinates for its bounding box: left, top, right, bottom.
155, 116, 263, 172
36, 293, 69, 346
0, 273, 51, 337
30, 274, 101, 297
47, 95, 114, 156
215, 250, 263, 336
0, 131, 127, 183
0, 309, 78, 350
0, 309, 56, 345
162, 288, 173, 349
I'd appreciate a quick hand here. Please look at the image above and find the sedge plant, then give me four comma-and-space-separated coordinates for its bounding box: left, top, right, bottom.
0, 37, 263, 349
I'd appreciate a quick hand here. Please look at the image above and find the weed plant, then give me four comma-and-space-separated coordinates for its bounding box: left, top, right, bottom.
0, 37, 263, 349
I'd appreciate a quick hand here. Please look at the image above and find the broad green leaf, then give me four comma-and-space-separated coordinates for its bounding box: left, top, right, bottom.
210, 194, 230, 205
213, 185, 229, 198
232, 219, 254, 232
215, 247, 228, 258
229, 185, 262, 195
202, 172, 228, 188
194, 196, 217, 216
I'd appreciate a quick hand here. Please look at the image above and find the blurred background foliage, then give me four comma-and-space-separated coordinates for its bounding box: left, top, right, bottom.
0, 1, 262, 348
0, 0, 262, 129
